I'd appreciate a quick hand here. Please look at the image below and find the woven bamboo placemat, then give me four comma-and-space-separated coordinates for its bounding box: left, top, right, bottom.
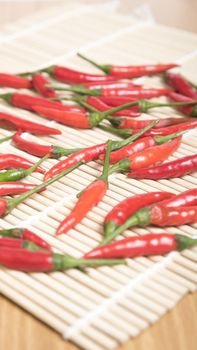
0, 3, 196, 350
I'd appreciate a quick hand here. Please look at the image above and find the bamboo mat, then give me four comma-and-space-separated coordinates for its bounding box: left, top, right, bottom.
0, 3, 197, 350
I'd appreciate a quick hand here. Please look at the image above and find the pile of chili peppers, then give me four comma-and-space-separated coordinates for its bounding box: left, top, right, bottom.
0, 54, 196, 272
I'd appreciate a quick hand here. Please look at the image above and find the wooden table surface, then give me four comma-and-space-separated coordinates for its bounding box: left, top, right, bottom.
0, 1, 196, 350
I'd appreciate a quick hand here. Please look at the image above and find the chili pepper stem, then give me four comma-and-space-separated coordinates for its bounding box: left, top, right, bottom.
176, 234, 197, 251
24, 153, 49, 176
53, 253, 126, 269
139, 99, 197, 113
77, 52, 110, 74
101, 207, 150, 245
6, 160, 84, 214
99, 140, 112, 182
0, 135, 13, 144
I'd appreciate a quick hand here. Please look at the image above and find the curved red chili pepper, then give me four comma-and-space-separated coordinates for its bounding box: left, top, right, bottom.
32, 74, 57, 98
128, 154, 197, 179
12, 131, 81, 158
0, 182, 41, 196
49, 65, 122, 84
0, 112, 60, 135
0, 92, 81, 112
44, 120, 157, 180
166, 73, 197, 99
169, 92, 197, 116
156, 188, 197, 208
85, 96, 140, 118
103, 192, 174, 240
77, 53, 179, 78
84, 233, 197, 259
56, 141, 112, 236
0, 154, 45, 173
109, 137, 181, 173
0, 73, 32, 89
109, 116, 185, 129
101, 132, 181, 164
0, 247, 124, 272
0, 228, 51, 251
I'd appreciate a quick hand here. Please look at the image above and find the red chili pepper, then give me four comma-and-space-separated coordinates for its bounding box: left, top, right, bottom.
0, 247, 124, 272
0, 155, 47, 182
49, 83, 172, 99
100, 119, 197, 139
56, 140, 112, 236
104, 205, 197, 244
44, 120, 157, 180
0, 112, 60, 135
32, 98, 150, 129
129, 154, 197, 179
84, 233, 197, 259
0, 237, 28, 249
156, 188, 197, 208
0, 182, 43, 196
0, 92, 81, 112
109, 116, 185, 129
169, 92, 197, 116
81, 96, 140, 118
84, 81, 142, 89
103, 192, 174, 241
166, 73, 197, 99
0, 157, 83, 218
77, 53, 179, 78
32, 74, 57, 98
109, 137, 181, 174
0, 73, 32, 89
12, 131, 81, 158
0, 154, 45, 173
0, 227, 51, 251
101, 131, 182, 164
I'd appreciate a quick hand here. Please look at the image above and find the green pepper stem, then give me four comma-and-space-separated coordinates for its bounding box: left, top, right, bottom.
24, 153, 49, 176
154, 130, 186, 145
47, 84, 101, 96
98, 125, 131, 138
101, 207, 150, 245
176, 234, 197, 251
109, 158, 131, 175
53, 253, 126, 270
0, 135, 13, 144
0, 228, 22, 238
140, 99, 197, 112
77, 52, 111, 74
99, 140, 112, 183
52, 146, 82, 158
6, 160, 83, 214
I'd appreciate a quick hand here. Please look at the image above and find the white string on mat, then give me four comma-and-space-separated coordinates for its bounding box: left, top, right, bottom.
63, 251, 178, 340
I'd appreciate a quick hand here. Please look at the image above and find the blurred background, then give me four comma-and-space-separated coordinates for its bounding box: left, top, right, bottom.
0, 0, 196, 33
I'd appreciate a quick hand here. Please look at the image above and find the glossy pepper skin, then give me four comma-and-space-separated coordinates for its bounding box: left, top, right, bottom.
0, 182, 41, 196
103, 192, 174, 241
109, 116, 185, 130
77, 53, 179, 78
32, 74, 57, 98
12, 131, 81, 158
0, 154, 45, 173
156, 188, 197, 208
129, 154, 197, 179
84, 81, 141, 90
104, 205, 197, 244
56, 141, 112, 236
166, 73, 197, 99
100, 131, 182, 164
169, 92, 197, 117
109, 137, 181, 174
0, 92, 73, 112
0, 247, 125, 272
0, 155, 46, 182
84, 96, 140, 118
84, 233, 197, 259
0, 227, 51, 251
0, 73, 32, 89
44, 120, 157, 180
0, 111, 60, 135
